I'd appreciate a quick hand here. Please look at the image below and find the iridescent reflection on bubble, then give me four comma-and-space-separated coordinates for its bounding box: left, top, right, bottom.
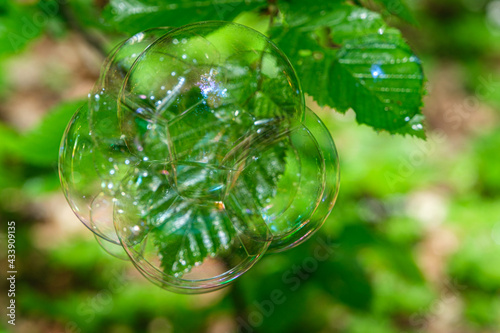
59, 21, 340, 293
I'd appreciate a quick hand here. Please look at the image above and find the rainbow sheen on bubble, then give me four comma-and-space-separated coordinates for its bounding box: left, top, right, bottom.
59, 21, 339, 293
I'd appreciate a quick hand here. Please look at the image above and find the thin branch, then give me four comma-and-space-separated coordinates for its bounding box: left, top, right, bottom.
230, 280, 250, 332
59, 2, 108, 58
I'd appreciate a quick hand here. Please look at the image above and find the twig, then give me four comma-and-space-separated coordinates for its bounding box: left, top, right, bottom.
230, 280, 249, 332
59, 2, 108, 58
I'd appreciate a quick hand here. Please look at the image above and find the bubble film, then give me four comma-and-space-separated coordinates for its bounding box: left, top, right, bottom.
59, 22, 340, 293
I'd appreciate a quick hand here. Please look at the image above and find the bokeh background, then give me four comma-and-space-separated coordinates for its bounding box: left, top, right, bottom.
1, 0, 500, 332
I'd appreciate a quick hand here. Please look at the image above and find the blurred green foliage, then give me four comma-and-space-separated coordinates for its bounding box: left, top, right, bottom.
1, 0, 500, 333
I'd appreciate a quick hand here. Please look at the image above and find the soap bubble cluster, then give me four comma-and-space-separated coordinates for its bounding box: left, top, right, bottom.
59, 22, 339, 293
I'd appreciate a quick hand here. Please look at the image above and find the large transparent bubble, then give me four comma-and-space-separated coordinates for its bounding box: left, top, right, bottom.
60, 28, 172, 248
59, 21, 339, 293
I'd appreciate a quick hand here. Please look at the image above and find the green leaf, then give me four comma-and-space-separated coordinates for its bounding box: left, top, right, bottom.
0, 122, 19, 155
335, 223, 424, 280
375, 242, 425, 283
16, 100, 84, 166
122, 85, 290, 277
273, 0, 344, 28
317, 250, 374, 311
392, 113, 426, 138
124, 165, 238, 274
149, 192, 250, 275
103, 0, 267, 33
0, 122, 21, 189
330, 33, 424, 131
274, 4, 425, 135
0, 2, 44, 56
474, 128, 500, 196
125, 151, 286, 277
